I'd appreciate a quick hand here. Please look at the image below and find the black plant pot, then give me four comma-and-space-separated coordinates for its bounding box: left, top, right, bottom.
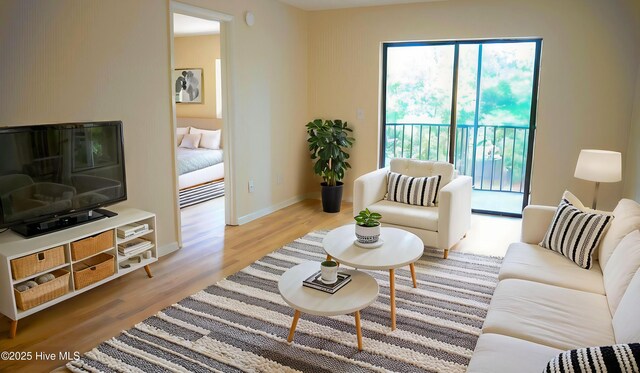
321, 182, 343, 213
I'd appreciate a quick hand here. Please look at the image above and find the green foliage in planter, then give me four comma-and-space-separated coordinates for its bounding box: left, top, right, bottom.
306, 119, 355, 187
354, 208, 382, 227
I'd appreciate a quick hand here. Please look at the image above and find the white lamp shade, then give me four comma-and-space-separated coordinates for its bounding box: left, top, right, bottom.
574, 149, 622, 182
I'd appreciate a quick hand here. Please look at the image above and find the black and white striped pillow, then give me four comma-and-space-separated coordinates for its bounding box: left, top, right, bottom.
544, 343, 640, 373
386, 172, 441, 207
540, 198, 612, 269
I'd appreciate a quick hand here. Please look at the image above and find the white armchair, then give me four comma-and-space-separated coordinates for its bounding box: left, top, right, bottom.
353, 158, 472, 258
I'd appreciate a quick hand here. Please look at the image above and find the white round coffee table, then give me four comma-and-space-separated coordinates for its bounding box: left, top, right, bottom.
323, 225, 424, 330
278, 261, 378, 351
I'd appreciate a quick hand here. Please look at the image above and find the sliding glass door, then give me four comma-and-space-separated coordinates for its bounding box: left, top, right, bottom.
381, 39, 542, 216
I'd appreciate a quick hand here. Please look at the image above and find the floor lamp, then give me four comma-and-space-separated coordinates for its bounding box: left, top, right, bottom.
574, 149, 622, 209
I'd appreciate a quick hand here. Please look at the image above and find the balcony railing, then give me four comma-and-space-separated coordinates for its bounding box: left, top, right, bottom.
384, 123, 529, 193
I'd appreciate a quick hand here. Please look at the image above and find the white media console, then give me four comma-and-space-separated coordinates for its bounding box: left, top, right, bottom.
0, 207, 157, 338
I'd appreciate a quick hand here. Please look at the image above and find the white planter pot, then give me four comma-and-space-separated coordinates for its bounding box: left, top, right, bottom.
355, 224, 381, 244
320, 262, 338, 283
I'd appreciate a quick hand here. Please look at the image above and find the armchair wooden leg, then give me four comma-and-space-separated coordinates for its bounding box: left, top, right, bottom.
443, 249, 449, 259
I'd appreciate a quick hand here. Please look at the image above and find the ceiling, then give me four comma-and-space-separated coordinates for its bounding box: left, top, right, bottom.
278, 0, 445, 11
173, 13, 220, 37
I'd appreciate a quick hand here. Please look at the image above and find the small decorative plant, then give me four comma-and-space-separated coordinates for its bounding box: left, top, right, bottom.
321, 260, 338, 267
320, 260, 338, 283
354, 208, 382, 227
354, 209, 382, 245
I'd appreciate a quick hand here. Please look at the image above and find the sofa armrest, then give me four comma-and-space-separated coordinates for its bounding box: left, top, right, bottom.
521, 205, 557, 244
438, 175, 472, 250
353, 168, 388, 217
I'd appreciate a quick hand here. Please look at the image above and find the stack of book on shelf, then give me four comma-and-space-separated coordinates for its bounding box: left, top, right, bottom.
302, 271, 351, 294
118, 238, 152, 258
117, 223, 149, 239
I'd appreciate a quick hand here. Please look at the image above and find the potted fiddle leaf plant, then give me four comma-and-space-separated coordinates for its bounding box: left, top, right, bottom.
306, 119, 355, 213
354, 208, 382, 244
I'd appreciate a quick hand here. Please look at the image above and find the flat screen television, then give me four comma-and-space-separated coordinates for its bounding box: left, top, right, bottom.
0, 121, 126, 237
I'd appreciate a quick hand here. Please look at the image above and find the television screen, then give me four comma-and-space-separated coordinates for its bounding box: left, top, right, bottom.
0, 121, 126, 229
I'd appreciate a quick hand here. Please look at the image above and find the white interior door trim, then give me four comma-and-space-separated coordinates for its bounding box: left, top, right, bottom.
169, 1, 237, 250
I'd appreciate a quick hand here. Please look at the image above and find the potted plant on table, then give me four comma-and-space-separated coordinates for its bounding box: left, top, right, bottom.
305, 119, 355, 213
354, 208, 382, 244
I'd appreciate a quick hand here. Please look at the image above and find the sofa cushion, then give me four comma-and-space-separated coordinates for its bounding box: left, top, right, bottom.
482, 279, 615, 350
386, 172, 441, 207
599, 199, 640, 270
544, 343, 640, 373
499, 242, 605, 294
369, 199, 438, 231
612, 268, 640, 344
389, 158, 453, 203
603, 230, 640, 315
467, 333, 562, 373
540, 199, 612, 269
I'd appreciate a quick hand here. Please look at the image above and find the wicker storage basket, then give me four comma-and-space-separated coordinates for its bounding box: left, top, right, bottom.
71, 231, 114, 261
14, 269, 70, 311
73, 253, 115, 290
11, 246, 66, 280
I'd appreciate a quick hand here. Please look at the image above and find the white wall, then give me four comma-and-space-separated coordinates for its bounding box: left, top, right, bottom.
308, 0, 640, 210
0, 0, 177, 248
624, 62, 640, 201
0, 0, 311, 249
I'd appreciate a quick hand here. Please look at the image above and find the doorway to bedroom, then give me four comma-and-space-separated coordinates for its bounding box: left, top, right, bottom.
171, 8, 227, 247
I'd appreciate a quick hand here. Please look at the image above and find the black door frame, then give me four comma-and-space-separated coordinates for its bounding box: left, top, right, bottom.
380, 38, 543, 217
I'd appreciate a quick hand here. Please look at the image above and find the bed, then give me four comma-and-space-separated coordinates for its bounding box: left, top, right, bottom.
176, 117, 224, 190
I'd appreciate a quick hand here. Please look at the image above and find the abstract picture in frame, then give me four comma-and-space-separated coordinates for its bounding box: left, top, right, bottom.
173, 68, 203, 104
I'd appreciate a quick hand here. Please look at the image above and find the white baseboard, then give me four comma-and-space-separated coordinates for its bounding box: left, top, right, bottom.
158, 241, 179, 257
237, 195, 306, 225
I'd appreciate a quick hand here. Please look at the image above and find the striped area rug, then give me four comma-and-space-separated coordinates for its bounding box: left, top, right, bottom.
179, 180, 224, 208
67, 231, 502, 373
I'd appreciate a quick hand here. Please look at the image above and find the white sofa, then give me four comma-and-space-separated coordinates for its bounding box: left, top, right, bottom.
353, 158, 472, 258
467, 201, 640, 373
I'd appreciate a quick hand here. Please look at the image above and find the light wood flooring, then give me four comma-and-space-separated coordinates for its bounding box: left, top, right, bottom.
0, 198, 520, 372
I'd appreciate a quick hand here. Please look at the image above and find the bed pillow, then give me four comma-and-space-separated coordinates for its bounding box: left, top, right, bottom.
176, 127, 189, 146
386, 172, 441, 207
539, 198, 612, 269
179, 133, 201, 149
190, 127, 221, 150
543, 343, 640, 373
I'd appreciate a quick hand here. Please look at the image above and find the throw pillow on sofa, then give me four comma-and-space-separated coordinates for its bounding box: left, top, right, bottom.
386, 172, 441, 207
543, 343, 640, 373
540, 198, 612, 269
598, 199, 640, 270
603, 230, 640, 315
